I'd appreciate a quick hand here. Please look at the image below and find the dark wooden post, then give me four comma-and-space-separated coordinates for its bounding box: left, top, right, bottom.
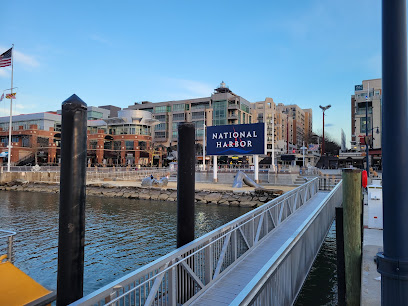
57, 94, 87, 305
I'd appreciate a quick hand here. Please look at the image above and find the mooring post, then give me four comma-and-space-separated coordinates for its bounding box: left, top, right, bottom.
336, 207, 346, 306
342, 168, 362, 305
56, 94, 87, 306
177, 122, 195, 248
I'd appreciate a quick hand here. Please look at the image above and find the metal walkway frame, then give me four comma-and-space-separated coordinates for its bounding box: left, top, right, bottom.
71, 178, 341, 306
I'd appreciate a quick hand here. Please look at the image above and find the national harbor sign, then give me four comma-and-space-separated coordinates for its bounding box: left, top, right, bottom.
206, 123, 266, 156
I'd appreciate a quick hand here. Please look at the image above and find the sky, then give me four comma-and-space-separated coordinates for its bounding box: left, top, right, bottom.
0, 0, 382, 145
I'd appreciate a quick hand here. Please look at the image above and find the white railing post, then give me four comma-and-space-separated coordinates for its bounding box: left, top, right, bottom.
204, 239, 213, 284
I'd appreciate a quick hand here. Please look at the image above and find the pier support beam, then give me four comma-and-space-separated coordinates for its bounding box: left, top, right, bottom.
342, 168, 362, 305
177, 122, 195, 248
378, 0, 408, 304
57, 94, 87, 306
254, 155, 259, 183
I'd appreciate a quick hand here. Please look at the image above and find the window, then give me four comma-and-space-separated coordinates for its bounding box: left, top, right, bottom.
192, 111, 205, 120
125, 141, 134, 150
89, 141, 97, 149
155, 114, 166, 122
173, 104, 185, 112
114, 141, 121, 150
173, 113, 185, 121
139, 141, 147, 150
155, 106, 170, 113
155, 131, 166, 138
155, 123, 166, 131
213, 100, 227, 126
360, 117, 372, 133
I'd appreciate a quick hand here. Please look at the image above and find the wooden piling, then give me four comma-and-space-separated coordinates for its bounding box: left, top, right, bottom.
342, 168, 362, 306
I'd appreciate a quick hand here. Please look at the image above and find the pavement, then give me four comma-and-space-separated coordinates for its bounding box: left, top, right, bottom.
361, 188, 383, 306
89, 180, 296, 193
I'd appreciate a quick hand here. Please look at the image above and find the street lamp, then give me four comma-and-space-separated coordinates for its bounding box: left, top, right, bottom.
319, 105, 331, 155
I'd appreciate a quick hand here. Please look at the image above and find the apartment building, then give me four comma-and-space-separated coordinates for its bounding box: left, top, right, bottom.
127, 82, 253, 152
348, 78, 382, 168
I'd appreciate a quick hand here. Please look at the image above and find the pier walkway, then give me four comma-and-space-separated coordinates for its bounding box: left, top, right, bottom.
71, 178, 342, 306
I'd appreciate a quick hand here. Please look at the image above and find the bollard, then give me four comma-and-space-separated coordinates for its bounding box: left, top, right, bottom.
176, 122, 196, 303
177, 122, 195, 248
336, 207, 346, 306
56, 94, 87, 306
342, 168, 362, 305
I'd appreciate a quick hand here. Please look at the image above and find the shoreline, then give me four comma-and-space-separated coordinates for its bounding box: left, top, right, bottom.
0, 180, 293, 208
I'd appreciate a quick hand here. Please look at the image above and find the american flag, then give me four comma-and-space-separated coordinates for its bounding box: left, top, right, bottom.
0, 48, 12, 68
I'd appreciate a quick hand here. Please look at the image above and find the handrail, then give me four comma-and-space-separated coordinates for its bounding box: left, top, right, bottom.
232, 180, 343, 305
0, 230, 16, 263
71, 178, 319, 306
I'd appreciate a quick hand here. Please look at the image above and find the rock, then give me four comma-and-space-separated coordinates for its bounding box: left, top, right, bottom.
230, 201, 239, 206
158, 193, 169, 201
259, 197, 268, 202
204, 193, 222, 203
239, 201, 257, 208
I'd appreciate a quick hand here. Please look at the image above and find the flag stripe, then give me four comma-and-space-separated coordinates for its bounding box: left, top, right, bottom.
0, 48, 12, 68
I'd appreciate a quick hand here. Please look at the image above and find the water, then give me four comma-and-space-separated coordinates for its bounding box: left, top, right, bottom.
0, 191, 250, 295
0, 191, 338, 304
295, 222, 338, 305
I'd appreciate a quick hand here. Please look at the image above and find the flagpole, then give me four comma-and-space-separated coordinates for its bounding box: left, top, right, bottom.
7, 45, 13, 172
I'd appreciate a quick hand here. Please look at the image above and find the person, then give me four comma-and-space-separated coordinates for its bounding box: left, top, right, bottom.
150, 175, 154, 179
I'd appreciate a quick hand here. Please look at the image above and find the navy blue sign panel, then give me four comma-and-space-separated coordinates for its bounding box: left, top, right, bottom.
206, 123, 265, 156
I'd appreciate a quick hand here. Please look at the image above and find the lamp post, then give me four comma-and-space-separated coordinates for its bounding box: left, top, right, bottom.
319, 105, 331, 155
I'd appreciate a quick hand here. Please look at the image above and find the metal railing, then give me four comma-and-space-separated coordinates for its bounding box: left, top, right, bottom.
232, 180, 343, 305
0, 230, 16, 263
85, 169, 169, 183
71, 178, 319, 306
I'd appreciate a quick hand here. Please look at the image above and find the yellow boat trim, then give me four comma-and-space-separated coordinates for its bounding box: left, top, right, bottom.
0, 255, 52, 306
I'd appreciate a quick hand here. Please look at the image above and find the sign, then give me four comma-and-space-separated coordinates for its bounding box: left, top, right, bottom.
355, 84, 364, 91
206, 123, 265, 156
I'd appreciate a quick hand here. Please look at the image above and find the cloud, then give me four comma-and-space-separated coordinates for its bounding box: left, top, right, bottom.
90, 34, 110, 45
163, 78, 214, 98
14, 50, 39, 67
0, 46, 39, 68
0, 68, 9, 78
324, 123, 334, 127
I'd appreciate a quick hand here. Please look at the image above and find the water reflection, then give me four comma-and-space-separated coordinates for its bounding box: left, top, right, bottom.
0, 191, 250, 295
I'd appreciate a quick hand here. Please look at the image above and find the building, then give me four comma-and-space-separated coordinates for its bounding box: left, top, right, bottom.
0, 108, 158, 167
340, 78, 382, 169
127, 82, 253, 159
0, 112, 61, 165
0, 81, 316, 167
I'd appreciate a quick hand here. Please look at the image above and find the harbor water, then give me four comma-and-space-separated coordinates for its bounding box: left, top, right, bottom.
0, 190, 337, 303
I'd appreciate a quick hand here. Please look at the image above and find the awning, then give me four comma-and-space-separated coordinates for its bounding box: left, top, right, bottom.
0, 152, 8, 158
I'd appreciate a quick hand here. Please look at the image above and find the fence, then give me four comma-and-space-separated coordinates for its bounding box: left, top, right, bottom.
71, 178, 319, 306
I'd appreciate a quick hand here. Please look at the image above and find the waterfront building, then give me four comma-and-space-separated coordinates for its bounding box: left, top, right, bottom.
0, 108, 158, 167
0, 81, 316, 167
0, 112, 61, 165
127, 82, 253, 160
342, 78, 382, 169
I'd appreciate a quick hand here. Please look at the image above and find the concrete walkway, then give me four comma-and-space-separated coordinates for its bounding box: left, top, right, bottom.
361, 192, 383, 306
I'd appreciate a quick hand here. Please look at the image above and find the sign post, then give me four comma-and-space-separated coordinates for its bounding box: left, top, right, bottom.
213, 155, 218, 182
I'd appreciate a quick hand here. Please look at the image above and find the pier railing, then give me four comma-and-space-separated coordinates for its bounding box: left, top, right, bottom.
232, 180, 343, 305
71, 178, 320, 306
0, 229, 16, 263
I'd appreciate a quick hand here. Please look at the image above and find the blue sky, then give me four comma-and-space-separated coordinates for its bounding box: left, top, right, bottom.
0, 0, 381, 145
